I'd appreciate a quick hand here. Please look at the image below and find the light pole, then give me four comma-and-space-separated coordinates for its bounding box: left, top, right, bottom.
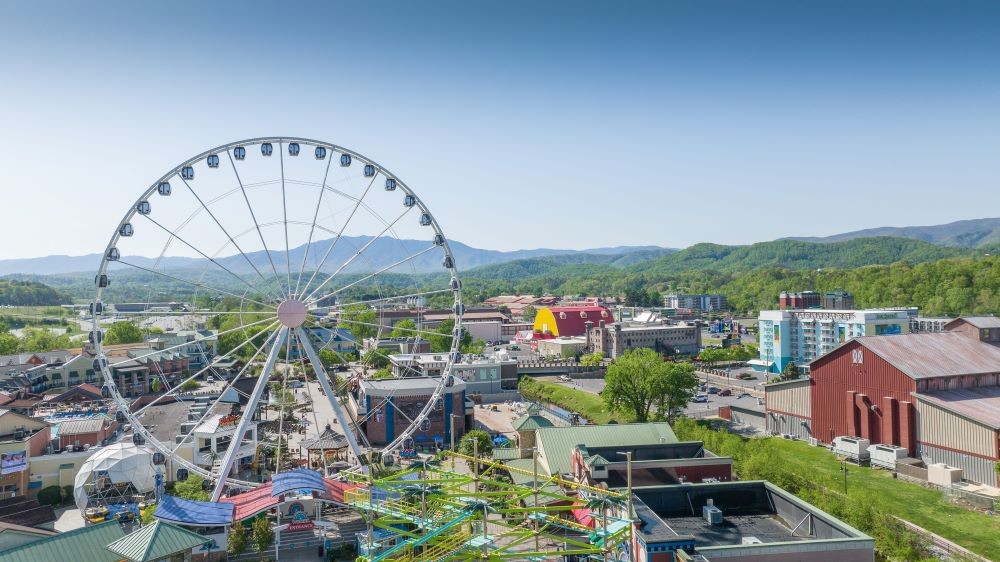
840, 461, 849, 496
616, 451, 634, 560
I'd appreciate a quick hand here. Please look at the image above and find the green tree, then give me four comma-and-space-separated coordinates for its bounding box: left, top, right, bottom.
227, 520, 249, 556
340, 305, 378, 341
430, 320, 471, 353
0, 333, 17, 355
458, 429, 493, 471
361, 349, 390, 369
251, 515, 275, 555
521, 305, 537, 322
172, 475, 210, 502
150, 377, 162, 393
319, 348, 343, 367
580, 352, 604, 367
654, 362, 699, 421
103, 321, 145, 345
780, 362, 801, 381
17, 328, 71, 352
390, 319, 417, 338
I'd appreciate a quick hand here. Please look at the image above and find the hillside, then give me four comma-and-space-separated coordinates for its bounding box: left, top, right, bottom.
0, 238, 673, 276
0, 280, 66, 306
630, 237, 971, 274
787, 217, 1000, 248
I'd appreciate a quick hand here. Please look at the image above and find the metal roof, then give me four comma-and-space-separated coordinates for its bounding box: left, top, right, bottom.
271, 468, 326, 497
0, 521, 125, 562
512, 414, 554, 432
850, 332, 1000, 379
57, 416, 110, 435
361, 376, 465, 397
104, 520, 209, 562
154, 495, 234, 526
947, 316, 1000, 329
915, 386, 1000, 429
534, 422, 678, 476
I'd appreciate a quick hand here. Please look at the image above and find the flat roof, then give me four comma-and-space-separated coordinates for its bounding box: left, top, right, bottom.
915, 386, 1000, 429
361, 376, 466, 397
664, 514, 812, 546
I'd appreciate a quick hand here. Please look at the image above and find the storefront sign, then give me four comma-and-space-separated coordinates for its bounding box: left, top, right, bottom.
287, 520, 315, 532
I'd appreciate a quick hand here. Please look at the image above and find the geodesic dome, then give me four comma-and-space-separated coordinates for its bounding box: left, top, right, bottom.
74, 442, 159, 511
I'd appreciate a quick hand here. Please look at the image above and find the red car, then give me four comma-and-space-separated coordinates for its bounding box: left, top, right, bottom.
719, 389, 733, 397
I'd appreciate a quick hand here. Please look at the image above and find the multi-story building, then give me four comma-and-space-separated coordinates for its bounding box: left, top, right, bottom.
387, 353, 518, 400
822, 289, 856, 310
778, 291, 821, 309
584, 319, 702, 358
662, 293, 728, 312
755, 308, 912, 373
352, 377, 471, 449
911, 316, 955, 333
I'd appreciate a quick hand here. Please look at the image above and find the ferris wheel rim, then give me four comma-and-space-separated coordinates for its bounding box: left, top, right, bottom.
90, 137, 464, 497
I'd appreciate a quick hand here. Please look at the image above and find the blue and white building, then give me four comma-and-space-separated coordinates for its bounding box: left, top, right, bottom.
754, 308, 915, 374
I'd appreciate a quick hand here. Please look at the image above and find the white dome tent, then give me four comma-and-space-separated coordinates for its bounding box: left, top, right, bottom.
74, 443, 161, 512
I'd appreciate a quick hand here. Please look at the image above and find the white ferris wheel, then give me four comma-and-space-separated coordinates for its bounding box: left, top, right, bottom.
89, 137, 463, 501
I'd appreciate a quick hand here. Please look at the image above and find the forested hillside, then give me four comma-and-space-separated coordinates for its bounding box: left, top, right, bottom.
0, 280, 66, 305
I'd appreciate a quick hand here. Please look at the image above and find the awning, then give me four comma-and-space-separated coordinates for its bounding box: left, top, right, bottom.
271, 468, 326, 497
747, 359, 774, 367
221, 484, 279, 521
570, 502, 596, 528
153, 495, 234, 527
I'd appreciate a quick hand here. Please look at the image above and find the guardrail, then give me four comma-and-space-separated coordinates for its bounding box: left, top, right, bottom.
893, 516, 991, 562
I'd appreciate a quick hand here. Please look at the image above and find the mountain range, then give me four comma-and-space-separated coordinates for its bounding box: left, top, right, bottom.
0, 238, 675, 276
786, 217, 1000, 248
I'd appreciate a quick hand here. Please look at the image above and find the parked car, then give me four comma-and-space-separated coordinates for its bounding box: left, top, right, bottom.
719, 389, 732, 396
691, 394, 708, 403
737, 392, 751, 399
206, 376, 215, 383
707, 387, 720, 394
738, 373, 755, 380
558, 375, 572, 382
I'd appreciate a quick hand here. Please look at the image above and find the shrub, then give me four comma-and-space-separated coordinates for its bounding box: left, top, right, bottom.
37, 485, 62, 506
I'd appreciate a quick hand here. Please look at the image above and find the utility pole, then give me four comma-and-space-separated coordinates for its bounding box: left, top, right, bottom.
532, 447, 540, 553
840, 461, 849, 496
617, 451, 634, 560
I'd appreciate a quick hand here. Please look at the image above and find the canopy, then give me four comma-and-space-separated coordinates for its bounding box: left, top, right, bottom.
221, 484, 279, 521
271, 468, 326, 497
73, 443, 159, 511
153, 495, 234, 527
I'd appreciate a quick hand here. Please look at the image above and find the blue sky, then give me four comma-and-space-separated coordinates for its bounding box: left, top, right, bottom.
1, 0, 999, 258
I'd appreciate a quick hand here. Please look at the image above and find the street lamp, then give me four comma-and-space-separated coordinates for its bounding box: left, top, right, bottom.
839, 461, 849, 496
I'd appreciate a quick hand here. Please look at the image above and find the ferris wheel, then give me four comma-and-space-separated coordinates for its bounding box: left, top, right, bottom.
89, 137, 463, 501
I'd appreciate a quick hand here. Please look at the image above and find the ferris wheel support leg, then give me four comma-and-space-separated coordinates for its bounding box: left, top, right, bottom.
294, 327, 366, 465
211, 326, 288, 502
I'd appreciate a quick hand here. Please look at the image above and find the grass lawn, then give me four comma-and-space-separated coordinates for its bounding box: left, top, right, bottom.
522, 378, 1000, 560
769, 438, 1000, 560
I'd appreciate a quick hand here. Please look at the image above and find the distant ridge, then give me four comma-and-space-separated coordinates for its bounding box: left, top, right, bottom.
0, 238, 675, 276
785, 218, 1000, 248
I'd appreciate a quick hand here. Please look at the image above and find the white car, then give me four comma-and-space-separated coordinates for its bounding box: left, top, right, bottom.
558, 375, 572, 382
206, 376, 215, 383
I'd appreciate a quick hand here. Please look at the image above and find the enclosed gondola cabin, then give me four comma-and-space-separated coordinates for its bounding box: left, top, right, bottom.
340, 154, 352, 167
419, 213, 432, 226
403, 195, 416, 207
315, 146, 327, 160
288, 143, 300, 156
364, 164, 375, 177
119, 223, 134, 237
157, 182, 171, 196
136, 201, 151, 215
207, 154, 220, 168
261, 143, 273, 156
443, 255, 454, 269
132, 433, 145, 446
433, 233, 445, 246
95, 274, 110, 288
181, 166, 194, 180
233, 146, 247, 160
106, 247, 120, 261
385, 178, 397, 191
90, 301, 104, 315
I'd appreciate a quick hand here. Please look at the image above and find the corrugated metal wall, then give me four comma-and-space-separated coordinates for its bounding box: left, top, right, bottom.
729, 406, 766, 431
915, 399, 998, 459
767, 412, 812, 440
765, 379, 812, 417
917, 443, 998, 487
810, 341, 916, 449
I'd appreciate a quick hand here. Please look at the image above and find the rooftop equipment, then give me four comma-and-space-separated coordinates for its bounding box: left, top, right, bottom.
867, 444, 908, 470
833, 436, 870, 463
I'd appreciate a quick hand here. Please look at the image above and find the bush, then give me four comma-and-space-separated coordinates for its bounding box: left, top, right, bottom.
37, 485, 62, 506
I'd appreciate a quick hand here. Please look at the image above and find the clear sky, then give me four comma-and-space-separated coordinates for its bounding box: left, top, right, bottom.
1, 0, 999, 259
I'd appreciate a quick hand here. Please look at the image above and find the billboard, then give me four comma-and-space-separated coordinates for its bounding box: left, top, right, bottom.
1, 451, 26, 475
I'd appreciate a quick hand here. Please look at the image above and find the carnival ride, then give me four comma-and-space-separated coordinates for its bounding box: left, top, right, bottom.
88, 137, 464, 501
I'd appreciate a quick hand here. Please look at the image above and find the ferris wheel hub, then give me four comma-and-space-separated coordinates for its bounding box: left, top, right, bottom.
276, 299, 308, 328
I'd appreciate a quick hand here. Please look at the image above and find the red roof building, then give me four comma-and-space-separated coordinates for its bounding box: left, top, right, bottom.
532, 306, 613, 338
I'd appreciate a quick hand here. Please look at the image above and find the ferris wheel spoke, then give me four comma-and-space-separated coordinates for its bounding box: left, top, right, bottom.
138, 214, 281, 301
279, 142, 292, 297
178, 173, 284, 300
211, 326, 289, 501
301, 206, 414, 303
337, 318, 454, 341
226, 150, 289, 299
168, 328, 278, 456
306, 245, 437, 306
329, 289, 452, 311
298, 173, 379, 303
295, 326, 366, 464
109, 310, 263, 316
115, 259, 277, 310
293, 151, 335, 299
107, 315, 276, 368
130, 320, 280, 417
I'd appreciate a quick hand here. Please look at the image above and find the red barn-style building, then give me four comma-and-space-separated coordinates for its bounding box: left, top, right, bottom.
770, 326, 1000, 486
531, 306, 613, 339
